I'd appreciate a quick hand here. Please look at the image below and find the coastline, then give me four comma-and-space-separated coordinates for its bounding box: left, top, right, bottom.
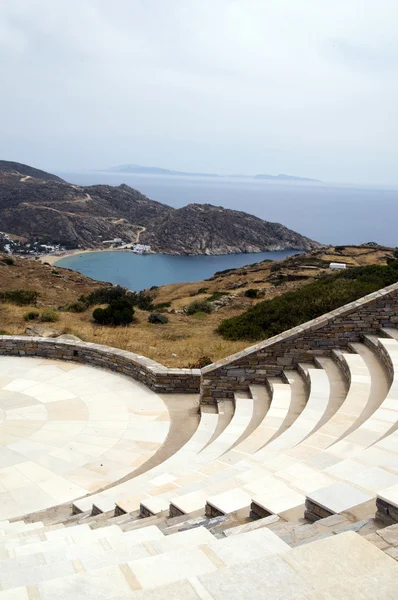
39, 248, 101, 266
39, 246, 306, 267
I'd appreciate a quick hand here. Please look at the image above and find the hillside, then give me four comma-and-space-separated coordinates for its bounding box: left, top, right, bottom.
0, 160, 320, 254
0, 244, 396, 367
140, 203, 317, 255
0, 160, 64, 182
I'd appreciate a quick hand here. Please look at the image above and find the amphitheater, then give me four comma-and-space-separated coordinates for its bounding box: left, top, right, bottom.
2, 283, 398, 598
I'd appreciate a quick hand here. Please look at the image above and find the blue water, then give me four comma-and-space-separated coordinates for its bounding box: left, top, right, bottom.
56, 250, 299, 292
53, 171, 398, 290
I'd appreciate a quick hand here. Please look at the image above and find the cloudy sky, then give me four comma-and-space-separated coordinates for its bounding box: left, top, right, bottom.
0, 0, 397, 184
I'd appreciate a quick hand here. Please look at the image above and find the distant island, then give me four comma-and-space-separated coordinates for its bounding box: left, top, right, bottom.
105, 164, 320, 183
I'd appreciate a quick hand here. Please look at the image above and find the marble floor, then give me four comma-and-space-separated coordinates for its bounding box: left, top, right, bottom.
0, 357, 170, 520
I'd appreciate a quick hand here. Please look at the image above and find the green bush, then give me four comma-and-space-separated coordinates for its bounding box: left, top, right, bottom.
0, 330, 8, 335
190, 287, 209, 296
92, 298, 135, 326
62, 301, 87, 313
41, 308, 59, 323
153, 302, 171, 312
186, 300, 214, 315
335, 246, 346, 252
217, 261, 398, 341
51, 269, 59, 275
82, 286, 153, 311
148, 311, 169, 324
244, 288, 258, 298
206, 291, 227, 302
24, 310, 40, 321
0, 289, 39, 306
2, 256, 14, 266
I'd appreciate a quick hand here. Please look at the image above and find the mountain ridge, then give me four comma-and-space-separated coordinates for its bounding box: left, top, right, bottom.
0, 160, 321, 255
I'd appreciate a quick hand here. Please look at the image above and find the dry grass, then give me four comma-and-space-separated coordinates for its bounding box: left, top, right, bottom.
1, 245, 396, 367
0, 303, 248, 367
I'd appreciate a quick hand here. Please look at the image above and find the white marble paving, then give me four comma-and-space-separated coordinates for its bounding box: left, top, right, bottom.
0, 357, 170, 519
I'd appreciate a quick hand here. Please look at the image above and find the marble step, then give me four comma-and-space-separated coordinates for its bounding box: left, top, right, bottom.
0, 527, 212, 588
73, 407, 220, 515
118, 392, 256, 516
291, 348, 374, 467
2, 530, 396, 599
166, 363, 340, 517
137, 373, 305, 518
0, 527, 281, 591
0, 521, 44, 537
0, 528, 288, 597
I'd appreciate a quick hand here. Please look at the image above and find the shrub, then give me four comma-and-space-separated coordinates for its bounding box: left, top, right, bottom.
153, 302, 171, 312
148, 311, 169, 324
335, 246, 346, 252
206, 291, 227, 302
188, 356, 213, 368
0, 330, 8, 335
82, 286, 153, 311
41, 308, 59, 323
92, 298, 135, 326
62, 301, 87, 313
2, 256, 14, 266
270, 262, 283, 273
0, 289, 39, 306
186, 300, 214, 315
51, 269, 59, 275
244, 288, 258, 298
190, 287, 209, 296
81, 285, 128, 306
217, 261, 398, 341
24, 310, 40, 321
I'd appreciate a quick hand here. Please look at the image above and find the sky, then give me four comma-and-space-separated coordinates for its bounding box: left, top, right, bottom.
0, 0, 397, 185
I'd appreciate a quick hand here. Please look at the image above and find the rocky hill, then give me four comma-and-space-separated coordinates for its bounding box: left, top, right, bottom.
0, 160, 320, 254
0, 160, 64, 182
140, 203, 317, 254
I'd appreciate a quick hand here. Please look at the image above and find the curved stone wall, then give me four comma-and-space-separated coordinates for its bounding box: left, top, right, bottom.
0, 336, 200, 394
201, 280, 398, 403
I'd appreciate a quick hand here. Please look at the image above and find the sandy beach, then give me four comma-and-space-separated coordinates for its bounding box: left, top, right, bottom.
38, 248, 101, 266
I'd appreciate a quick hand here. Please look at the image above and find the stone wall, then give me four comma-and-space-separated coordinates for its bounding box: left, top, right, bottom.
0, 336, 200, 394
201, 281, 398, 404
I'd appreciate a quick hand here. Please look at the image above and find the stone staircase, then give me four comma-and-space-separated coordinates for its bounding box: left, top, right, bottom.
4, 282, 398, 596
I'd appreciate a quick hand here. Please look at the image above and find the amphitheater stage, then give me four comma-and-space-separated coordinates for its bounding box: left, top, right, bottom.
0, 356, 170, 520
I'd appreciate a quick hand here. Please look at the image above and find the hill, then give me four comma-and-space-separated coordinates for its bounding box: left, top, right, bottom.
0, 160, 320, 254
0, 244, 396, 367
0, 160, 64, 182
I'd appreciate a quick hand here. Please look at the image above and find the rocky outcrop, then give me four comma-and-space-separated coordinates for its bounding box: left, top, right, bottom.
141, 204, 319, 255
0, 161, 321, 254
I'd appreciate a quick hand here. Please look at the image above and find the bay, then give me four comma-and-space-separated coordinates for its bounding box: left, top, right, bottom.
56, 250, 300, 292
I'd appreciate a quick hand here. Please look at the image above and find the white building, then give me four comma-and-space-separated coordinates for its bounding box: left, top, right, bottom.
329, 262, 347, 269
131, 244, 151, 254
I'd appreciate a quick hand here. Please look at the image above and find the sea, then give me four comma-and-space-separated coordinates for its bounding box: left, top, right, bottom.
54, 172, 398, 290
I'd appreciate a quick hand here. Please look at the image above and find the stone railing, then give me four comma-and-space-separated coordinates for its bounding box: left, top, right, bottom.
201, 281, 398, 404
0, 336, 200, 394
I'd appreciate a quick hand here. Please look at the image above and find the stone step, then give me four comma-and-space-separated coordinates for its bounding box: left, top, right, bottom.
76, 407, 220, 515
154, 373, 307, 518
0, 521, 44, 537
136, 391, 258, 517
0, 527, 280, 591
289, 350, 370, 465
2, 530, 397, 598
